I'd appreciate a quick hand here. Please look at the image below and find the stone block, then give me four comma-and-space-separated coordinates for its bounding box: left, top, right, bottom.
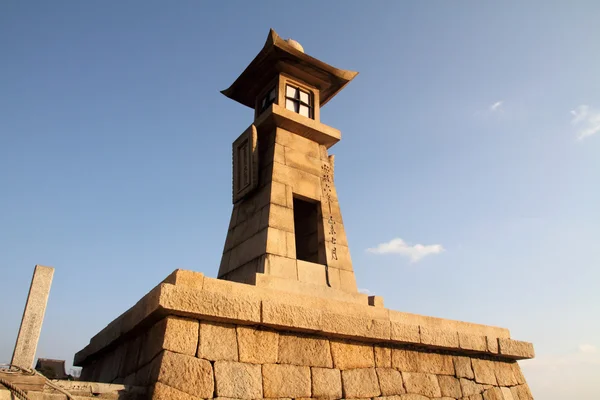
510, 384, 533, 400
275, 128, 320, 159
151, 382, 201, 400
140, 316, 199, 367
120, 335, 142, 378
262, 254, 297, 280
494, 361, 519, 386
511, 362, 526, 385
498, 339, 534, 359
322, 312, 390, 340
453, 356, 474, 379
390, 323, 420, 343
237, 326, 278, 364
297, 260, 327, 286
270, 181, 289, 208
487, 336, 499, 354
391, 349, 419, 372
214, 361, 262, 399
159, 283, 261, 324
262, 364, 311, 398
272, 162, 322, 200
265, 203, 295, 233
162, 269, 205, 290
483, 387, 514, 400
331, 340, 375, 370
460, 378, 488, 397
374, 346, 392, 367
459, 333, 488, 352
419, 326, 459, 349
155, 351, 213, 398
278, 333, 333, 367
339, 269, 358, 292
262, 300, 322, 332
472, 359, 498, 386
415, 352, 454, 375
284, 146, 323, 176
197, 321, 238, 361
467, 395, 484, 400
401, 372, 441, 398
438, 375, 462, 398
396, 395, 429, 400
341, 368, 381, 398
311, 367, 342, 399
376, 368, 405, 395
266, 227, 292, 257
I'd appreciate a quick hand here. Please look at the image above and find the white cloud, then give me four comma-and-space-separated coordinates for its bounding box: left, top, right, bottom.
579, 344, 597, 354
358, 288, 372, 295
490, 101, 503, 112
570, 104, 600, 140
366, 238, 444, 262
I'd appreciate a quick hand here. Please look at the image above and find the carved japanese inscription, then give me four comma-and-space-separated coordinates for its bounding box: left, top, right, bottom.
232, 124, 258, 203
321, 157, 338, 261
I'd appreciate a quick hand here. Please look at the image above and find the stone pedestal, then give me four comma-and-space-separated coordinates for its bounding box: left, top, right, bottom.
74, 270, 534, 400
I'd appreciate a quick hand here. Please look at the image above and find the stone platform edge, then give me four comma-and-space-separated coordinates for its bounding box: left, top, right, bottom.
74, 269, 534, 366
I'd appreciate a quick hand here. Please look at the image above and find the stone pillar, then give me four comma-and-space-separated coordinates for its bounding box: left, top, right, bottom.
11, 265, 54, 369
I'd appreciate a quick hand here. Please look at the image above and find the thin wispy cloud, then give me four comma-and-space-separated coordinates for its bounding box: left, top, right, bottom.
579, 344, 597, 354
490, 100, 503, 112
358, 288, 372, 295
366, 238, 444, 262
571, 104, 600, 140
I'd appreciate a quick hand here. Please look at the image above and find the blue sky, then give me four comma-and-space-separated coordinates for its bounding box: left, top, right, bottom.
1, 2, 599, 398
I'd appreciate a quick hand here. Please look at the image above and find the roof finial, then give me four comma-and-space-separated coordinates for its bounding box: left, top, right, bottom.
285, 38, 304, 53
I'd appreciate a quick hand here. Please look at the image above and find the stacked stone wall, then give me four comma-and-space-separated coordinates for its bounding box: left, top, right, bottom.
81, 315, 533, 400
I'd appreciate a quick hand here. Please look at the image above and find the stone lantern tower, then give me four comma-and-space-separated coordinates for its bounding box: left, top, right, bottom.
218, 29, 359, 295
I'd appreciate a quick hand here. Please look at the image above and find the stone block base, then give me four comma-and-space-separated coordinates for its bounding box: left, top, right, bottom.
74, 270, 535, 400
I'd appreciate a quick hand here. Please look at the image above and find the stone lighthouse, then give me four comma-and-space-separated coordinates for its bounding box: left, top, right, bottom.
73, 30, 535, 400
219, 29, 359, 295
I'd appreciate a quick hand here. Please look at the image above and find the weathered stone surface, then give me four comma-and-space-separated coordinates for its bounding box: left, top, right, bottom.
262, 364, 311, 398
198, 321, 238, 361
278, 333, 332, 367
483, 387, 514, 400
454, 356, 474, 379
437, 375, 462, 398
472, 359, 498, 385
141, 316, 199, 366
214, 361, 262, 399
159, 284, 261, 324
120, 336, 142, 377
459, 333, 488, 352
162, 269, 204, 290
391, 349, 419, 372
511, 362, 526, 385
237, 326, 278, 364
341, 368, 381, 398
415, 352, 454, 375
487, 337, 499, 354
376, 368, 405, 395
156, 351, 213, 398
151, 382, 201, 400
460, 378, 488, 397
397, 395, 429, 400
390, 323, 420, 343
401, 372, 441, 398
510, 384, 533, 400
374, 346, 392, 367
262, 301, 322, 331
331, 340, 375, 370
11, 265, 54, 369
419, 327, 459, 348
311, 367, 342, 399
494, 361, 519, 386
498, 339, 534, 359
466, 395, 484, 400
322, 312, 390, 340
